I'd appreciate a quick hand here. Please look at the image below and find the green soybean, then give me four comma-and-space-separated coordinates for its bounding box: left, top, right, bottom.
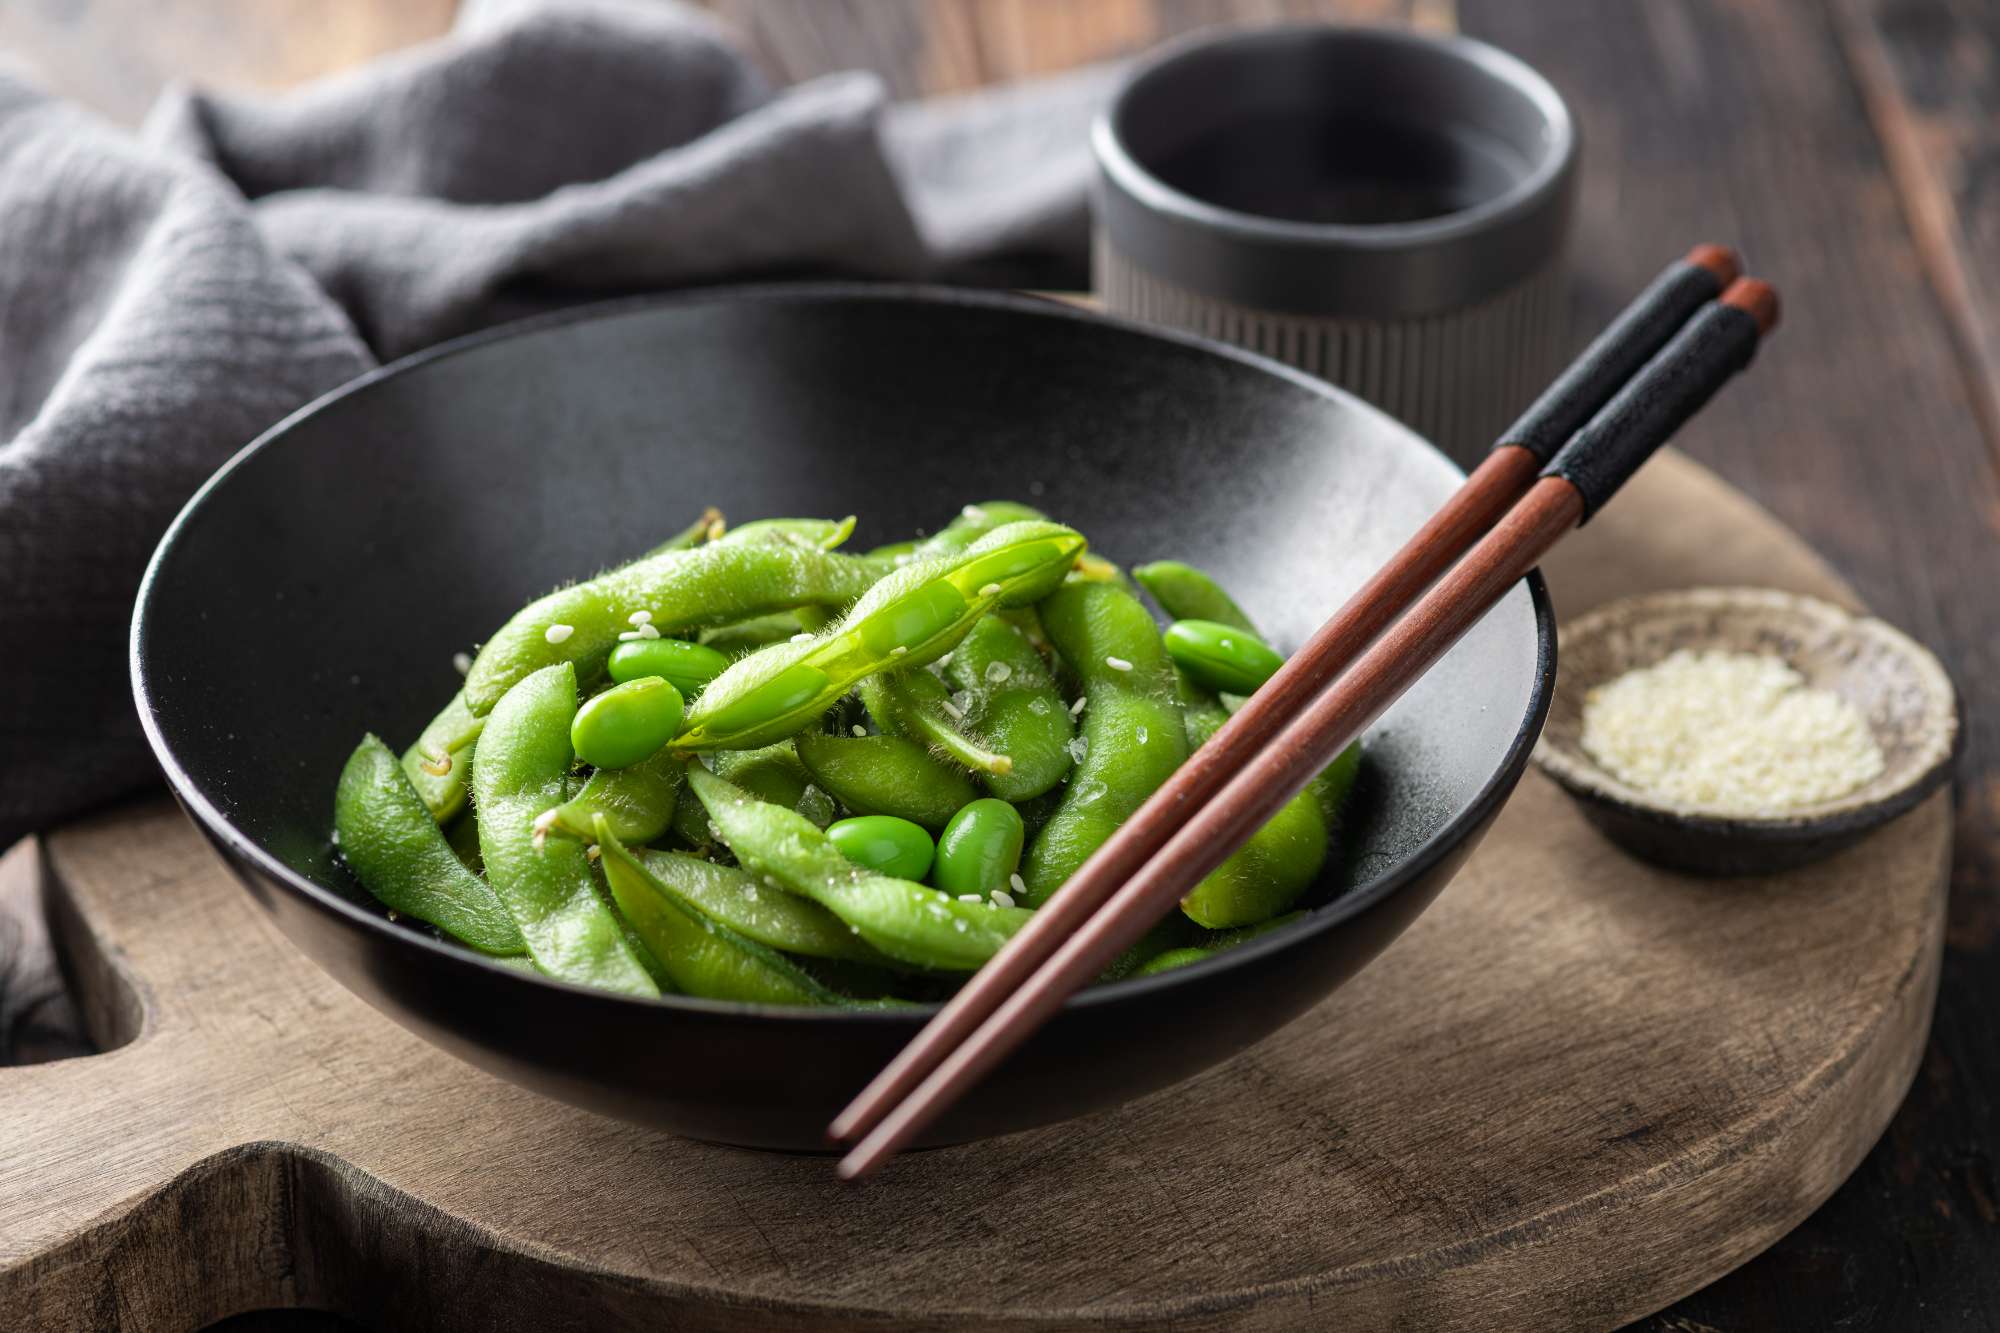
942, 615, 1075, 802
463, 542, 888, 714
334, 735, 524, 955
1019, 581, 1190, 906
1165, 619, 1286, 696
571, 676, 685, 770
1133, 560, 1257, 634
598, 826, 842, 1005
471, 663, 657, 995
675, 521, 1086, 751
607, 637, 730, 695
687, 767, 1031, 971
637, 848, 894, 964
795, 732, 979, 831
399, 691, 483, 823
932, 799, 1025, 898
828, 815, 936, 882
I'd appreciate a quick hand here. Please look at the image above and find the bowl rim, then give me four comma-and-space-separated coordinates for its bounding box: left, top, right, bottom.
1532, 585, 1961, 836
131, 280, 1557, 1023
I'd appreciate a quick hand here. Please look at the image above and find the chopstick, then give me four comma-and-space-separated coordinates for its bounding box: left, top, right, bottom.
836, 274, 1781, 1177
828, 245, 1742, 1153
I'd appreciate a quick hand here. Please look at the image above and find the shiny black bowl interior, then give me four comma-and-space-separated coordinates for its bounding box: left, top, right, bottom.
132, 285, 1553, 1150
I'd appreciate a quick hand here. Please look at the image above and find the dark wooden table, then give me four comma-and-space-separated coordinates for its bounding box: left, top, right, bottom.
10, 1, 1998, 1328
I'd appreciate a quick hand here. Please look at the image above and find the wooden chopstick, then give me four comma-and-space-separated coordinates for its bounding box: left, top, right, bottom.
837, 277, 1781, 1178
827, 245, 1742, 1152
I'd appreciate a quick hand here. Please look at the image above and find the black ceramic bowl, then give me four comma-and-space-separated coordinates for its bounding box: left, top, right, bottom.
132, 285, 1553, 1150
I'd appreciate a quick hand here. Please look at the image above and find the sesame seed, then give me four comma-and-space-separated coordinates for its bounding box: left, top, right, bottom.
962, 504, 989, 522
991, 889, 1015, 908
1009, 872, 1027, 895
544, 623, 574, 644
890, 646, 908, 657
852, 725, 867, 738
1070, 695, 1088, 716
617, 630, 643, 641
979, 582, 1002, 598
451, 651, 472, 676
939, 698, 965, 720
628, 610, 653, 626
636, 622, 661, 640
958, 894, 983, 903
1105, 655, 1133, 672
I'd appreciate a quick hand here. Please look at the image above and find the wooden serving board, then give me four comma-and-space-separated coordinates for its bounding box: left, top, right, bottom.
0, 451, 1948, 1332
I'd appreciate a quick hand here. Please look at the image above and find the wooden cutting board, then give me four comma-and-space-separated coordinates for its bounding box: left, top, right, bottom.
0, 450, 1948, 1332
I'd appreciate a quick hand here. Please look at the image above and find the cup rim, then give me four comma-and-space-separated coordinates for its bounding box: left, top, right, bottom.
1092, 22, 1579, 317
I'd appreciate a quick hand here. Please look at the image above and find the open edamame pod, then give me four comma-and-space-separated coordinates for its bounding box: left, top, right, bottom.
598, 824, 843, 1006
463, 542, 890, 715
687, 767, 1032, 971
334, 735, 524, 956
471, 663, 658, 995
674, 521, 1087, 752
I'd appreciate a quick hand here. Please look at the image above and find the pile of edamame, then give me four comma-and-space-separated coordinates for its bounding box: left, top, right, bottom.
332, 502, 1360, 1005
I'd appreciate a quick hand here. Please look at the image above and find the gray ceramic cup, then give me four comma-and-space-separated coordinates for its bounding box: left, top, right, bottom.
1093, 24, 1579, 464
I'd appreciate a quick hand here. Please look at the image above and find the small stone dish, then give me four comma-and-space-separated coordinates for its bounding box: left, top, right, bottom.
1533, 587, 1959, 875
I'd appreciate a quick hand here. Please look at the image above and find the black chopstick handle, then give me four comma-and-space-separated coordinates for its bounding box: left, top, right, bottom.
1544, 279, 1775, 522
1497, 246, 1739, 462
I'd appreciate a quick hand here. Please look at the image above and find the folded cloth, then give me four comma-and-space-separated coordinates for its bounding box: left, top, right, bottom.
0, 0, 1112, 857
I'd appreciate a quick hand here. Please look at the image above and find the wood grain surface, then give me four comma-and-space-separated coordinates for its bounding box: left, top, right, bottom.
0, 452, 1952, 1331
4, 1, 1996, 1328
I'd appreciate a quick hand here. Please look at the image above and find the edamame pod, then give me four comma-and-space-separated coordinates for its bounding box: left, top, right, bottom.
795, 733, 978, 831
399, 691, 483, 823
552, 748, 684, 843
1134, 913, 1308, 975
827, 815, 936, 881
942, 615, 1075, 802
334, 735, 524, 956
598, 825, 841, 1005
914, 501, 1048, 556
687, 767, 1032, 971
464, 543, 889, 714
858, 670, 1012, 778
713, 515, 857, 551
471, 663, 657, 995
1019, 581, 1190, 905
640, 506, 725, 559
713, 742, 836, 829
1165, 619, 1285, 696
1133, 560, 1258, 634
932, 799, 1025, 898
675, 521, 1086, 751
1175, 680, 1329, 929
637, 847, 892, 964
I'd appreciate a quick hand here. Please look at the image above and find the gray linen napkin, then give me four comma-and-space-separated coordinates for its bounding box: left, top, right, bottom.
0, 0, 1111, 1058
